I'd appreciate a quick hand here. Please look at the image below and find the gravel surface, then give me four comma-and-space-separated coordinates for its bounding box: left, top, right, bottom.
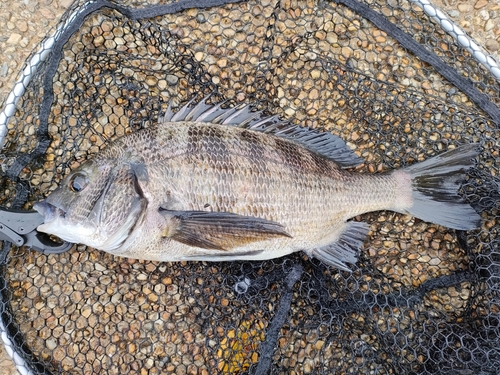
0, 0, 499, 374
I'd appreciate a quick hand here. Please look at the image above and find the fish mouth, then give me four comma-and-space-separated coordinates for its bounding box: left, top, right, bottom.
33, 201, 66, 223
33, 201, 95, 245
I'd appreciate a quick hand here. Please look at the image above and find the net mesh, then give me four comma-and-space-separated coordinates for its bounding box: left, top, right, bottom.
1, 0, 499, 374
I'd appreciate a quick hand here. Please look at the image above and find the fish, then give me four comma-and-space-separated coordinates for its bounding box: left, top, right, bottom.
33, 96, 482, 271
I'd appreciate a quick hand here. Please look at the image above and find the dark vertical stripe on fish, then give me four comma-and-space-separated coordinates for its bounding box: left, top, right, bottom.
234, 129, 272, 217
273, 137, 311, 171
201, 127, 229, 159
187, 124, 201, 155
201, 126, 232, 172
143, 126, 166, 160
311, 152, 334, 175
239, 130, 268, 164
200, 126, 237, 211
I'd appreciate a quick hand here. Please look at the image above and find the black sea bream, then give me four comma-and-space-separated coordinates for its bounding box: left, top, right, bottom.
34, 97, 481, 271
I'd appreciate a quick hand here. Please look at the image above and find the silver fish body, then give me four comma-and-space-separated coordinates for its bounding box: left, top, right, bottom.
34, 98, 481, 271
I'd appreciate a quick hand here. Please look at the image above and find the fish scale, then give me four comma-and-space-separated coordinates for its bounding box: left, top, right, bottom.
34, 98, 481, 271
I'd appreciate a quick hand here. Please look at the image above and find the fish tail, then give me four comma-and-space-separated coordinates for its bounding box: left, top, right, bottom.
395, 144, 481, 230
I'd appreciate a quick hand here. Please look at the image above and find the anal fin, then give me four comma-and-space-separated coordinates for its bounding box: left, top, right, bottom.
159, 209, 291, 251
311, 221, 369, 271
183, 249, 266, 260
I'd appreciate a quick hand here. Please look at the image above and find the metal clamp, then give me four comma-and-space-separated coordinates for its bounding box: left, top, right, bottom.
0, 207, 73, 254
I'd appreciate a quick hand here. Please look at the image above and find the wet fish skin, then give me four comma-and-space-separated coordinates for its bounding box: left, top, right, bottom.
34, 99, 481, 271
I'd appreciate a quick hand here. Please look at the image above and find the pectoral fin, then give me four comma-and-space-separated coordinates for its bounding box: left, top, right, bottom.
159, 209, 291, 250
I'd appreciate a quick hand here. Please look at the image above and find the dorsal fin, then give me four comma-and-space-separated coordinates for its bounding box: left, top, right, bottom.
160, 96, 364, 168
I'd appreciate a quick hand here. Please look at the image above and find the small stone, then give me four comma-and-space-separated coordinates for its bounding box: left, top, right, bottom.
421, 81, 431, 90
46, 338, 57, 350
485, 39, 500, 52
217, 58, 228, 68
0, 63, 8, 77
158, 79, 167, 90
95, 263, 106, 271
194, 51, 205, 61
419, 255, 431, 263
310, 69, 321, 79
81, 306, 92, 318
284, 107, 295, 117
6, 33, 22, 44
308, 88, 319, 100
341, 46, 352, 58
101, 20, 114, 32
459, 20, 471, 29
60, 0, 74, 7
196, 13, 206, 23
166, 74, 179, 86
477, 9, 489, 21
315, 340, 325, 350
17, 20, 28, 32
146, 76, 158, 86
457, 4, 472, 13
474, 0, 488, 9
40, 8, 56, 19
304, 51, 317, 60
429, 257, 441, 266
485, 19, 495, 32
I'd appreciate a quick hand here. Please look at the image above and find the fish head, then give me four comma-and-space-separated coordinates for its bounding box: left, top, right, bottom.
34, 158, 148, 251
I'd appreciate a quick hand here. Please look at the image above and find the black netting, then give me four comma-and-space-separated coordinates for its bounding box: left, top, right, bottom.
0, 0, 499, 374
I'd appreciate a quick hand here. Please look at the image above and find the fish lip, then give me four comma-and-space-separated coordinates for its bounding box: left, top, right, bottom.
33, 201, 66, 222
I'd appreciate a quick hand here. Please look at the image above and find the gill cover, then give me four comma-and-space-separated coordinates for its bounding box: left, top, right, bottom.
35, 158, 148, 251
93, 160, 149, 251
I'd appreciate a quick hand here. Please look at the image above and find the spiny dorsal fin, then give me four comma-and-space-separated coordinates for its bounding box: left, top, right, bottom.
160, 95, 363, 168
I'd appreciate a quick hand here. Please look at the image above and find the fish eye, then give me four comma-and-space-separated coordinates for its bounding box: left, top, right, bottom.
69, 173, 88, 193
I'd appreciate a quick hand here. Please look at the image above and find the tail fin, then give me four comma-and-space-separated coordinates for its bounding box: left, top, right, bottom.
402, 144, 481, 230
